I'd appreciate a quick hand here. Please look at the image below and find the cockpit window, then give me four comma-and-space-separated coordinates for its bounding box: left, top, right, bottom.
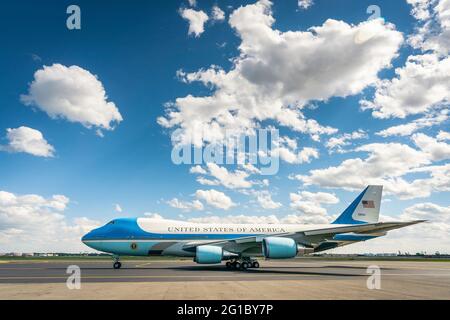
107, 220, 115, 225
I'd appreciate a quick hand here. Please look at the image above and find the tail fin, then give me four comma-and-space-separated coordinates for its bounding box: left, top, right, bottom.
332, 185, 383, 225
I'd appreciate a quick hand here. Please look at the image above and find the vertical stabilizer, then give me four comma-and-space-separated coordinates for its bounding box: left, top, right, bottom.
332, 185, 383, 225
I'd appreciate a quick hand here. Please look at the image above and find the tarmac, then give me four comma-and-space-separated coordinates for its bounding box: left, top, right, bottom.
0, 259, 449, 299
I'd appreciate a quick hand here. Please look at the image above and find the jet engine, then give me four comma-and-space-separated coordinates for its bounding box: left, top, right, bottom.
262, 237, 298, 259
194, 245, 237, 264
262, 237, 314, 258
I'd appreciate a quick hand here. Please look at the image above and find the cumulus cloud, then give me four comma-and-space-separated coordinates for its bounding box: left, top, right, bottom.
437, 130, 450, 140
361, 54, 450, 119
412, 132, 450, 161
187, 213, 329, 225
296, 142, 435, 199
255, 190, 282, 209
21, 64, 122, 132
298, 0, 314, 10
407, 0, 434, 21
191, 162, 253, 189
143, 212, 165, 219
271, 136, 319, 164
376, 110, 449, 137
195, 189, 236, 210
294, 191, 340, 204
189, 165, 207, 174
240, 163, 261, 175
0, 190, 100, 252
180, 8, 209, 37
167, 198, 204, 211
407, 0, 450, 56
0, 126, 55, 157
332, 202, 450, 254
159, 0, 402, 147
325, 130, 367, 153
363, 1, 450, 120
297, 132, 450, 200
289, 191, 338, 223
211, 5, 225, 21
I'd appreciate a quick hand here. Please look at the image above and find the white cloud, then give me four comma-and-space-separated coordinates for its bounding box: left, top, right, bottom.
289, 191, 338, 223
271, 136, 319, 164
0, 126, 55, 157
298, 0, 314, 10
143, 212, 165, 219
325, 130, 367, 153
188, 214, 279, 224
188, 0, 197, 7
300, 132, 449, 199
193, 162, 253, 189
363, 1, 450, 120
240, 163, 261, 174
159, 0, 402, 147
189, 165, 207, 174
361, 54, 450, 119
298, 147, 319, 163
211, 6, 225, 21
114, 204, 122, 213
332, 202, 450, 254
273, 146, 319, 164
376, 110, 449, 137
296, 142, 435, 199
407, 0, 450, 56
294, 191, 340, 204
195, 189, 236, 210
437, 130, 450, 140
167, 198, 204, 211
407, 0, 434, 21
412, 132, 450, 161
255, 190, 282, 209
180, 8, 209, 37
187, 212, 329, 225
0, 190, 100, 252
21, 64, 122, 131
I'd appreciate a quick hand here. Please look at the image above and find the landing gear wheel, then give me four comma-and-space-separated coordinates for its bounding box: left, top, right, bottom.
226, 261, 232, 269
252, 261, 260, 268
234, 262, 241, 270
241, 262, 249, 270
113, 262, 122, 269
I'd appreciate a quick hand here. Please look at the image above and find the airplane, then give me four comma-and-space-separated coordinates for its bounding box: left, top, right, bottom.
81, 185, 425, 270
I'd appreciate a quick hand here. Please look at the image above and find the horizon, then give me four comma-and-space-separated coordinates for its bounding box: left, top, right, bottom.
1, 0, 449, 254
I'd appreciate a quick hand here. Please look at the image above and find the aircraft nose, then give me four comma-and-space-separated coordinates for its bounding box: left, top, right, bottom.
81, 231, 91, 242
81, 228, 97, 242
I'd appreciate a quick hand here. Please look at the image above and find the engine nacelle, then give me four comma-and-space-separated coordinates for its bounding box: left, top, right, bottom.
262, 237, 298, 259
195, 245, 223, 264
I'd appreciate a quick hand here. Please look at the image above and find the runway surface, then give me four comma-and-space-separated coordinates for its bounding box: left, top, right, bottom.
1, 259, 449, 299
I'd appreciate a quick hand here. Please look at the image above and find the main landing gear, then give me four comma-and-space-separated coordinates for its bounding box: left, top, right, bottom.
226, 259, 260, 270
113, 255, 122, 269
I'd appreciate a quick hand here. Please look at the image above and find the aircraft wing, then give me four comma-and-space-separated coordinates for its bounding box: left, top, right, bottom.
182, 220, 426, 255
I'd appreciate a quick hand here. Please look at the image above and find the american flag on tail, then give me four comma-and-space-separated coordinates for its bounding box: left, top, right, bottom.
362, 200, 375, 208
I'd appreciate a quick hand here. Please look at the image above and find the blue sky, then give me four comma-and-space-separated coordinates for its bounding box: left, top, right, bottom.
0, 0, 449, 253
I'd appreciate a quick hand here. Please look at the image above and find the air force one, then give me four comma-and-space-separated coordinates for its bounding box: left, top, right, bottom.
82, 185, 425, 270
